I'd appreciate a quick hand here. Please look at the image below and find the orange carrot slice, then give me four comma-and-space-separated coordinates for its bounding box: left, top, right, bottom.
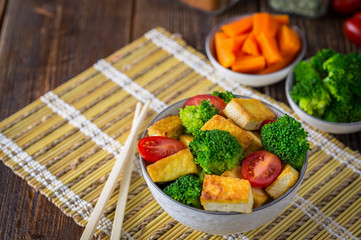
273, 15, 290, 25
231, 55, 266, 73
278, 24, 301, 56
221, 16, 253, 37
232, 34, 249, 52
253, 13, 279, 37
241, 33, 260, 56
256, 33, 281, 65
257, 54, 295, 74
214, 32, 235, 68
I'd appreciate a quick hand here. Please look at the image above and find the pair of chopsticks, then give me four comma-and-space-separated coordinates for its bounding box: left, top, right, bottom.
81, 101, 150, 240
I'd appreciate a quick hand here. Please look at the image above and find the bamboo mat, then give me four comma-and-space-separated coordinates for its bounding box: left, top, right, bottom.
1, 27, 361, 240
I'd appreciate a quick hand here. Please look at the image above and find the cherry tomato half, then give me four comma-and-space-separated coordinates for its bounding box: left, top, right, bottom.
260, 119, 276, 130
138, 136, 185, 163
332, 0, 361, 15
344, 13, 361, 46
184, 95, 227, 115
241, 150, 282, 188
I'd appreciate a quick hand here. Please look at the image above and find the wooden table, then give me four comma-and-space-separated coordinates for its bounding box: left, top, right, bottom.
0, 0, 360, 238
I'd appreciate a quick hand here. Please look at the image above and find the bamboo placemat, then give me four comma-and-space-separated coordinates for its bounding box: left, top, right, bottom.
1, 27, 361, 240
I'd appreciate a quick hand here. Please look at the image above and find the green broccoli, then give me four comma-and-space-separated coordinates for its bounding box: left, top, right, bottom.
309, 49, 336, 77
211, 91, 235, 103
189, 129, 243, 175
290, 61, 331, 117
323, 97, 361, 123
322, 53, 361, 104
179, 100, 219, 136
163, 174, 202, 208
261, 115, 310, 170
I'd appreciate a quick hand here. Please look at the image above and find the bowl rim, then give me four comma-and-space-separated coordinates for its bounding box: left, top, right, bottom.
285, 66, 361, 128
205, 14, 307, 79
139, 95, 309, 215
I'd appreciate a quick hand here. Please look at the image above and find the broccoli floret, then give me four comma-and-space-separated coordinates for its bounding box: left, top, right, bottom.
163, 174, 202, 208
179, 100, 219, 136
291, 61, 331, 117
261, 115, 310, 170
211, 91, 235, 103
189, 129, 243, 175
309, 49, 336, 77
323, 97, 361, 123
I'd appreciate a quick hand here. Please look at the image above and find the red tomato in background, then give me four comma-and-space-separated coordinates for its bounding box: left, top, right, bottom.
138, 136, 185, 163
184, 95, 227, 115
260, 119, 276, 130
241, 150, 282, 188
344, 13, 361, 46
332, 0, 361, 15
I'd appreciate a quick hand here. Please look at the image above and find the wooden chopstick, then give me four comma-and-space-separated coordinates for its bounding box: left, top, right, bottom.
110, 104, 140, 239
80, 101, 150, 240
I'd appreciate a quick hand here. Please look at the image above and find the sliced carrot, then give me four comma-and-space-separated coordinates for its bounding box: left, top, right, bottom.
232, 33, 248, 52
257, 54, 296, 74
214, 32, 235, 68
241, 33, 260, 56
278, 24, 301, 56
253, 13, 279, 37
273, 14, 290, 25
256, 33, 281, 65
231, 55, 266, 73
221, 16, 253, 37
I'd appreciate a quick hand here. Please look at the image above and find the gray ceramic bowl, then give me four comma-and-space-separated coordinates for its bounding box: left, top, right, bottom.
140, 96, 308, 235
286, 71, 361, 134
205, 14, 306, 87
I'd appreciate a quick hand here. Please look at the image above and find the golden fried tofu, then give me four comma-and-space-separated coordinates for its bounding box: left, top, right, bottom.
201, 175, 253, 213
221, 166, 269, 208
224, 98, 276, 130
201, 115, 253, 150
147, 148, 198, 182
243, 131, 263, 157
265, 164, 299, 199
147, 115, 184, 139
221, 166, 243, 179
179, 134, 194, 147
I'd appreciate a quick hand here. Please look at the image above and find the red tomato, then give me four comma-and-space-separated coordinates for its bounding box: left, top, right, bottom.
184, 95, 227, 115
241, 150, 282, 188
332, 0, 361, 15
344, 14, 361, 46
138, 136, 185, 163
260, 119, 276, 130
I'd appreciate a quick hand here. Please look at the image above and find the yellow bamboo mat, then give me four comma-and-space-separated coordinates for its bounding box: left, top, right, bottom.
1, 27, 361, 240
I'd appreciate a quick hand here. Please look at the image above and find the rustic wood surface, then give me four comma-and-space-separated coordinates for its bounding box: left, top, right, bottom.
0, 0, 360, 239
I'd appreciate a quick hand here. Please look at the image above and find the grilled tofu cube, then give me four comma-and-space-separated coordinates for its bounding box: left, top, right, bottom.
265, 164, 299, 199
224, 98, 276, 130
221, 166, 269, 208
147, 115, 184, 139
201, 175, 253, 213
147, 148, 197, 182
179, 134, 194, 147
201, 115, 253, 150
244, 131, 263, 157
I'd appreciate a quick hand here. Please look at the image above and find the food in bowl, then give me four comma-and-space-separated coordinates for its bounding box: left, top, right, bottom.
138, 91, 310, 214
213, 13, 302, 74
290, 49, 361, 124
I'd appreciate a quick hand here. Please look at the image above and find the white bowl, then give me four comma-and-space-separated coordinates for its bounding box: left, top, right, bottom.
205, 14, 306, 87
140, 96, 308, 235
286, 72, 361, 134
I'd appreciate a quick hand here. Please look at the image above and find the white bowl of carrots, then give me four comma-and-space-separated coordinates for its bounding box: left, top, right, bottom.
206, 13, 306, 87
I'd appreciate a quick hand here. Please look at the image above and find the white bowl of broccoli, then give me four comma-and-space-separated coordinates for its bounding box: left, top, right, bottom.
139, 95, 309, 235
286, 49, 361, 134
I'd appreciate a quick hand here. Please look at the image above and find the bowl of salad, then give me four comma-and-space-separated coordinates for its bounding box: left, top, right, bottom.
138, 92, 310, 235
286, 49, 361, 134
205, 13, 306, 87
